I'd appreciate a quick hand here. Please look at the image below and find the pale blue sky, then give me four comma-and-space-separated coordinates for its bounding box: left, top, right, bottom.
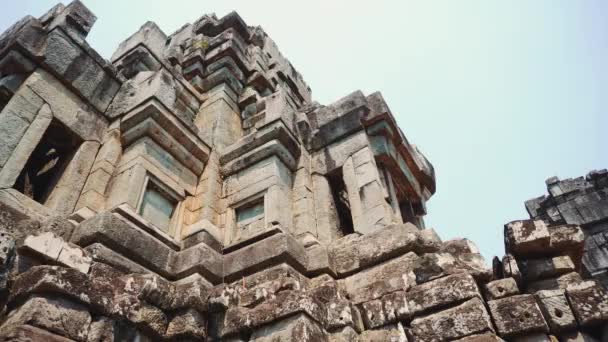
2, 1, 606, 260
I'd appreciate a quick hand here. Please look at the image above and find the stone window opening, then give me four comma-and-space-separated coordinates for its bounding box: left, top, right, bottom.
327, 168, 354, 237
138, 176, 180, 234
235, 196, 265, 228
400, 200, 425, 228
13, 119, 82, 204
378, 164, 402, 220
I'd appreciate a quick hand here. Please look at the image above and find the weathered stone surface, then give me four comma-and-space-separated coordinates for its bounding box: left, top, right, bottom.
441, 238, 480, 255
535, 289, 576, 333
0, 296, 91, 341
329, 223, 421, 276
412, 252, 491, 283
328, 326, 359, 342
382, 291, 410, 323
1, 3, 606, 342
223, 232, 307, 282
360, 299, 386, 329
340, 252, 418, 304
0, 229, 15, 267
505, 220, 551, 257
409, 298, 494, 342
454, 333, 505, 341
165, 309, 207, 339
483, 278, 519, 300
559, 331, 601, 342
511, 334, 556, 342
326, 299, 356, 330
566, 282, 608, 327
222, 291, 326, 337
249, 313, 327, 342
358, 323, 408, 342
488, 294, 548, 338
520, 255, 575, 282
407, 272, 481, 316
502, 254, 523, 284
0, 324, 76, 342
526, 271, 584, 293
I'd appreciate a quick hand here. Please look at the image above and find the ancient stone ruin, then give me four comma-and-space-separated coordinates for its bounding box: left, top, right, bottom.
0, 1, 606, 341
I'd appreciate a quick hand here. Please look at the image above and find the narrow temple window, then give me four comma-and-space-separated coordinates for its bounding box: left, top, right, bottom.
0, 74, 22, 113
139, 180, 178, 232
236, 197, 264, 228
13, 119, 81, 204
400, 200, 424, 228
327, 168, 354, 236
378, 165, 392, 205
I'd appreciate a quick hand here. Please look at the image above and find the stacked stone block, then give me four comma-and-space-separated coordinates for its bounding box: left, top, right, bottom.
0, 1, 606, 341
526, 170, 608, 288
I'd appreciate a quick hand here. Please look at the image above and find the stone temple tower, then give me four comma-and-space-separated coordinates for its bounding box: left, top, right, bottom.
0, 1, 606, 341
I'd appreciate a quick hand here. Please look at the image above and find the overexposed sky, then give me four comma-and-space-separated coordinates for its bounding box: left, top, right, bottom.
2, 1, 607, 260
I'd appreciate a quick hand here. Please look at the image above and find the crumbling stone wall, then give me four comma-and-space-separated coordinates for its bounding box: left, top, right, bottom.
0, 1, 606, 341
526, 170, 608, 288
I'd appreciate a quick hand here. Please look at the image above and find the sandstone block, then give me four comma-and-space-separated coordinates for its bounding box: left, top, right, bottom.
222, 291, 325, 337
455, 333, 505, 341
340, 252, 418, 304
535, 289, 576, 333
502, 254, 523, 284
165, 309, 206, 339
57, 243, 92, 274
505, 220, 551, 257
223, 233, 307, 282
409, 297, 493, 342
359, 323, 408, 342
329, 223, 421, 276
22, 232, 63, 261
0, 229, 15, 268
328, 326, 359, 342
511, 334, 556, 342
483, 278, 519, 300
0, 324, 76, 342
382, 291, 410, 322
548, 224, 585, 251
412, 252, 490, 283
566, 282, 608, 327
418, 228, 442, 252
441, 238, 480, 255
249, 313, 327, 342
559, 331, 601, 342
526, 272, 583, 293
0, 296, 91, 341
360, 299, 386, 329
407, 272, 481, 316
487, 294, 548, 338
521, 255, 575, 282
326, 300, 356, 331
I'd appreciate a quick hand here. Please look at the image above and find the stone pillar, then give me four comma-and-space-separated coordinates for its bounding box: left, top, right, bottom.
343, 147, 393, 235
312, 173, 341, 245
185, 152, 223, 227
75, 128, 121, 213
195, 84, 242, 151
45, 140, 100, 216
0, 103, 51, 189
292, 150, 317, 239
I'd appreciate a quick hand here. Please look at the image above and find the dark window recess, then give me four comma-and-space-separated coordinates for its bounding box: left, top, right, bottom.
400, 200, 424, 228
13, 119, 82, 204
400, 200, 416, 225
0, 83, 12, 112
327, 169, 354, 236
139, 180, 178, 232
236, 198, 264, 225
